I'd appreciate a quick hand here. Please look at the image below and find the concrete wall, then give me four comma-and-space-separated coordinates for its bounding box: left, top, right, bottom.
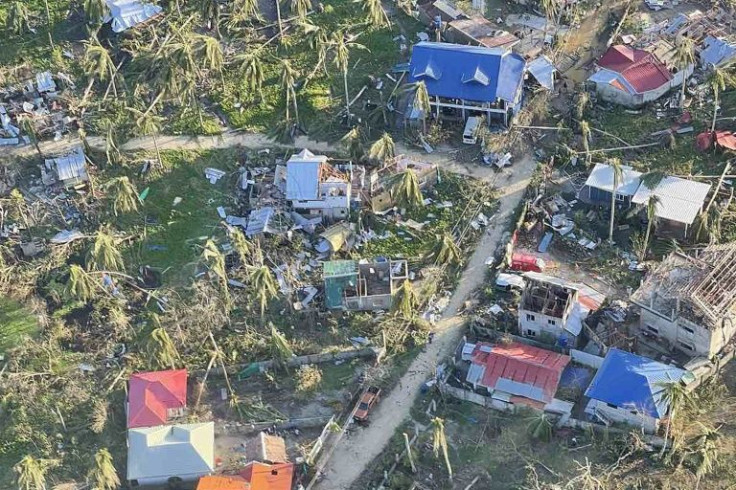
584, 398, 658, 434
639, 307, 715, 357
519, 307, 571, 343
345, 293, 393, 311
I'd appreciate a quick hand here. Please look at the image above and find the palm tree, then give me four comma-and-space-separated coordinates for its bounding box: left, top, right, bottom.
126, 107, 165, 166
252, 265, 279, 317
579, 120, 591, 161
359, 0, 390, 27
527, 412, 553, 442
675, 37, 695, 105
391, 170, 423, 211
145, 325, 179, 369
687, 422, 721, 487
236, 49, 266, 101
201, 239, 229, 302
18, 118, 42, 158
289, 0, 311, 19
432, 232, 462, 266
368, 133, 395, 166
279, 59, 300, 125
540, 0, 558, 44
88, 448, 120, 490
430, 417, 453, 482
639, 195, 660, 261
708, 65, 732, 133
270, 324, 294, 370
411, 81, 431, 134
340, 127, 364, 162
6, 2, 31, 36
84, 0, 106, 27
231, 0, 261, 23
66, 264, 97, 302
87, 228, 125, 272
227, 225, 252, 268
82, 37, 116, 102
14, 456, 55, 490
607, 158, 624, 244
104, 176, 140, 215
275, 0, 284, 38
90, 399, 108, 434
193, 34, 225, 88
575, 91, 590, 121
302, 21, 329, 86
199, 0, 222, 37
331, 31, 367, 122
393, 279, 418, 318
657, 379, 692, 456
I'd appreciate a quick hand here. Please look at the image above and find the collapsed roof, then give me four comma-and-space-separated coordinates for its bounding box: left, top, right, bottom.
632, 242, 736, 328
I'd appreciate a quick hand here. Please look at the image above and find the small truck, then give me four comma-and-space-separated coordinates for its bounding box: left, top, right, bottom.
353, 386, 381, 424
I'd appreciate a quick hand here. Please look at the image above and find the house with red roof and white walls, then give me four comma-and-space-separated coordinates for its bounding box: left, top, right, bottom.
587, 45, 693, 107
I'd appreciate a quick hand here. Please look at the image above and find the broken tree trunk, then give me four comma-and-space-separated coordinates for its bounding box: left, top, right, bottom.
577, 141, 661, 154
404, 432, 417, 473
702, 162, 731, 216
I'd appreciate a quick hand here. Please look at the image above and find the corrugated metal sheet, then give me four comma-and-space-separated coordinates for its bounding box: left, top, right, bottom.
104, 0, 163, 33
527, 56, 556, 90
466, 363, 485, 386
700, 36, 736, 67
595, 45, 672, 94
45, 147, 88, 184
323, 260, 357, 278
286, 161, 320, 200
245, 207, 274, 237
584, 348, 686, 418
631, 176, 710, 225
583, 162, 643, 196
35, 72, 56, 93
495, 377, 546, 403
408, 42, 525, 103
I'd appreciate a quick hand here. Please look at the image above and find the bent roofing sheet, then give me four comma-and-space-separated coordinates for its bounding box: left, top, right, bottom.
286, 161, 321, 200
527, 56, 556, 90
588, 69, 636, 95
105, 0, 163, 33
408, 42, 525, 103
596, 45, 672, 93
583, 162, 643, 196
469, 342, 570, 402
128, 369, 187, 428
632, 176, 711, 225
584, 348, 686, 418
701, 36, 736, 67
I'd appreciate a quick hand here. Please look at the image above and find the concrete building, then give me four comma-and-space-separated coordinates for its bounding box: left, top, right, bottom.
584, 348, 686, 433
285, 149, 351, 220
127, 422, 214, 486
518, 272, 584, 347
323, 259, 409, 311
588, 45, 692, 107
408, 42, 526, 126
631, 242, 736, 358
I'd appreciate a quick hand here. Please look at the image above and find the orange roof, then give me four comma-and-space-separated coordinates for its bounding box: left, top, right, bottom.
197, 476, 250, 490
239, 462, 294, 490
127, 369, 187, 428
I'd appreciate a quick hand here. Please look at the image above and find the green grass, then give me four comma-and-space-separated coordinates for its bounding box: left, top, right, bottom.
125, 148, 240, 285
0, 297, 39, 353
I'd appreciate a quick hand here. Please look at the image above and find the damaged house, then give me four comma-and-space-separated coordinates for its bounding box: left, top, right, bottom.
519, 272, 586, 347
43, 146, 89, 188
631, 242, 736, 358
579, 162, 643, 207
408, 42, 526, 126
588, 45, 691, 107
368, 156, 439, 214
323, 258, 409, 310
284, 149, 351, 220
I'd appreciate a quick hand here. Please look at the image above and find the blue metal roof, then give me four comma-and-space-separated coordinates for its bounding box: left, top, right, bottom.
408, 42, 525, 103
584, 348, 686, 419
701, 36, 736, 68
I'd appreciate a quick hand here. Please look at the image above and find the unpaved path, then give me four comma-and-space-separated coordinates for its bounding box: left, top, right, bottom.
314, 153, 537, 490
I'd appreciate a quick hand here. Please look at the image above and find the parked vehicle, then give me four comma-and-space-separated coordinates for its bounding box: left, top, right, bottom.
510, 252, 546, 272
495, 272, 526, 291
353, 386, 381, 424
463, 116, 481, 144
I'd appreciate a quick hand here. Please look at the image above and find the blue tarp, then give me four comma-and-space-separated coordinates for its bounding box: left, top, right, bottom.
584, 348, 686, 418
408, 42, 525, 103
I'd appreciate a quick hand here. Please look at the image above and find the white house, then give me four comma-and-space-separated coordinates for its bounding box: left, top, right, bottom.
127, 422, 214, 486
285, 149, 351, 220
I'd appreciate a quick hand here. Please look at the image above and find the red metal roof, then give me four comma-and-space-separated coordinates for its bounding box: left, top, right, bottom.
197, 475, 250, 490
597, 45, 672, 94
127, 369, 187, 428
716, 130, 736, 150
239, 462, 294, 490
470, 342, 570, 403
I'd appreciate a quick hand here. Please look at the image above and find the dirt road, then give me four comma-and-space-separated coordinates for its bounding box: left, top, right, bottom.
314, 153, 537, 490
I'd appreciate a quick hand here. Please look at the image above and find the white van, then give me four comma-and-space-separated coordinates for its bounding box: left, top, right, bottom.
463, 116, 481, 145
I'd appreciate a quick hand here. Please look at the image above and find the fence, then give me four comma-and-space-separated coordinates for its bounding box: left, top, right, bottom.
570, 349, 604, 369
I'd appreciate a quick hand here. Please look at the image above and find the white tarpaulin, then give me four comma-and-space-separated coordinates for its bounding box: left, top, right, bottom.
104, 0, 163, 33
